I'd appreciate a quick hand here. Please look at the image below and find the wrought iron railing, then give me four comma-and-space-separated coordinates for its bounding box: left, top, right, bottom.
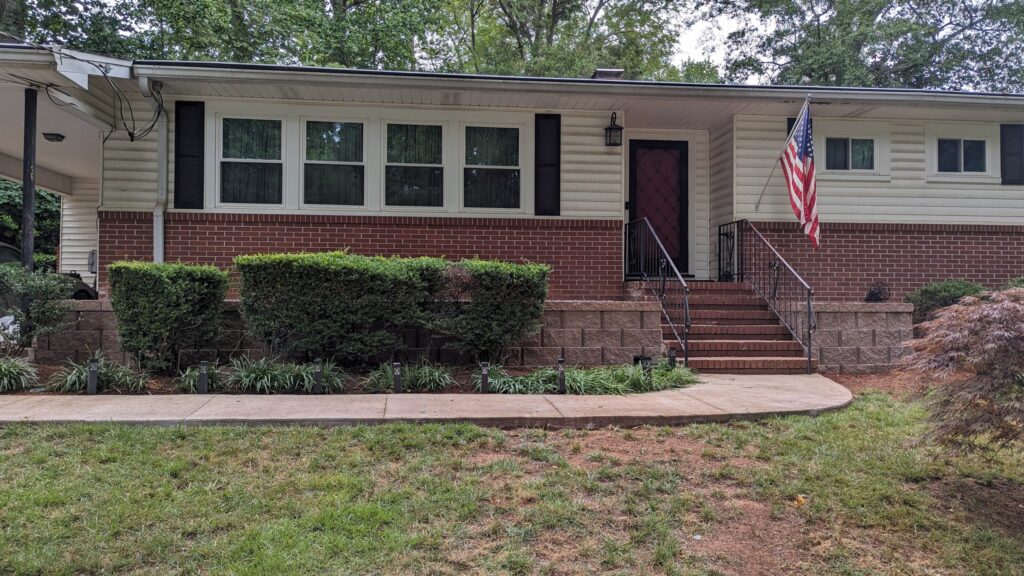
718, 220, 815, 373
625, 218, 690, 364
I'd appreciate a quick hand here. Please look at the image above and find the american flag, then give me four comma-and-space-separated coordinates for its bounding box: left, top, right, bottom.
780, 101, 819, 248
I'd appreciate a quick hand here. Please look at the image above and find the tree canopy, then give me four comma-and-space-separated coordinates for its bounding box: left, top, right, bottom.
692, 0, 1024, 91
1, 0, 1022, 89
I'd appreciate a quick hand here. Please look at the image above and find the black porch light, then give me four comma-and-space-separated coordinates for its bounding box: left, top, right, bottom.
604, 112, 623, 146
42, 132, 65, 143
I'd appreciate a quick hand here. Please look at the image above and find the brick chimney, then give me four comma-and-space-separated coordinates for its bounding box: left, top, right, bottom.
591, 68, 625, 80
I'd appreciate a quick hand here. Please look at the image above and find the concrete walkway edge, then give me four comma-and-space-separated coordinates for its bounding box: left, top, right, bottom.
0, 374, 853, 428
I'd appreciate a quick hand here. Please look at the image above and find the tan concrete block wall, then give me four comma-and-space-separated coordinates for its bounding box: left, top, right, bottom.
813, 302, 914, 373
38, 300, 664, 369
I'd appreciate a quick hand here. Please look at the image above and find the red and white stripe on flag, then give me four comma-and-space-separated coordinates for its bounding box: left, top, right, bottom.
779, 102, 820, 248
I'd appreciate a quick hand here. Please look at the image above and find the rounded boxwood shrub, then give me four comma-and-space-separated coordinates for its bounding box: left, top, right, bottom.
904, 279, 985, 324
434, 259, 550, 362
108, 261, 229, 374
235, 252, 447, 364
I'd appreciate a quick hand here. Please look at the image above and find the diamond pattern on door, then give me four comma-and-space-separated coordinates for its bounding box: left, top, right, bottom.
635, 147, 682, 260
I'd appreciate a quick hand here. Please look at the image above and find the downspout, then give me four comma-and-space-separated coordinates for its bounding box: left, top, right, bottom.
139, 77, 167, 262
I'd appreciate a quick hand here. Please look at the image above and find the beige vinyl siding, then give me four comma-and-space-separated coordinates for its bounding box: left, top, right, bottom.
560, 113, 623, 218
708, 120, 734, 279
733, 115, 1024, 224
102, 99, 625, 220
60, 178, 99, 283
101, 90, 160, 210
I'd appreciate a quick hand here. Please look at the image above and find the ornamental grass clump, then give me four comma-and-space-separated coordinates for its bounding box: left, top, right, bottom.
108, 261, 229, 374
174, 362, 229, 393
48, 356, 148, 394
0, 357, 37, 392
906, 287, 1024, 451
225, 357, 347, 394
475, 361, 698, 395
363, 362, 455, 393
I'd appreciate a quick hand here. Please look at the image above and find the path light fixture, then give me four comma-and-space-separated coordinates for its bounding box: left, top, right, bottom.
312, 359, 323, 394
86, 357, 98, 395
604, 112, 623, 146
667, 348, 677, 368
198, 361, 209, 394
557, 357, 566, 394
392, 362, 402, 394
479, 362, 490, 394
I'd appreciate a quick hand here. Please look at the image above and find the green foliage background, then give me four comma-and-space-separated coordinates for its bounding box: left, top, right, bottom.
0, 177, 59, 258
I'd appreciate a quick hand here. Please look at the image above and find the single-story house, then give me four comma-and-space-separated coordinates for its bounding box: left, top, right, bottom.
1, 44, 1022, 372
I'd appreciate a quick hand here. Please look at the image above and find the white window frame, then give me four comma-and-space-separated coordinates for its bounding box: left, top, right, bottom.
824, 136, 876, 172
300, 117, 369, 210
926, 122, 1001, 184
215, 114, 287, 208
382, 119, 448, 212
460, 122, 526, 213
814, 120, 890, 181
197, 101, 535, 216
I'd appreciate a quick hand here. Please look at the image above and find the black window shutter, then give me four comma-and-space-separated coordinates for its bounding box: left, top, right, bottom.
1000, 124, 1024, 185
787, 117, 796, 134
535, 114, 561, 216
174, 101, 205, 209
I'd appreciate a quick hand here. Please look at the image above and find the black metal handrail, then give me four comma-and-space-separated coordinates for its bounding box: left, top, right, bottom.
625, 218, 691, 365
718, 219, 815, 373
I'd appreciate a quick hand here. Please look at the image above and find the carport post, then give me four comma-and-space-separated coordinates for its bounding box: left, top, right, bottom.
20, 87, 37, 271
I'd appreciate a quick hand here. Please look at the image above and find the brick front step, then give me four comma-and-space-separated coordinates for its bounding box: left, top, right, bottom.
688, 281, 751, 291
685, 325, 793, 340
685, 295, 767, 307
673, 339, 805, 358
688, 357, 816, 373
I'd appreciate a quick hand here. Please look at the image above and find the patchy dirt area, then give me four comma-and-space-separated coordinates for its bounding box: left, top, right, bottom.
823, 369, 931, 399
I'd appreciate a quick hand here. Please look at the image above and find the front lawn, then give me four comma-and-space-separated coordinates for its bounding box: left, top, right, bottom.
0, 392, 1021, 575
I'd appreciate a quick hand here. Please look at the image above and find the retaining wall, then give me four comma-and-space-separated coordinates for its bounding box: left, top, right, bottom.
34, 300, 664, 368
813, 302, 914, 373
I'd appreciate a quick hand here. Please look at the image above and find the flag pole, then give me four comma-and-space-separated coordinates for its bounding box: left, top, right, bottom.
754, 95, 811, 212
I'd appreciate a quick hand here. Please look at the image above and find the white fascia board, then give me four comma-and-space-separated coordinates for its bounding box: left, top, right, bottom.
132, 63, 1024, 110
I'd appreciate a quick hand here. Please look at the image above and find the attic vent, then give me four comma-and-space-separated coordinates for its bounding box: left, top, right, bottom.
591, 68, 625, 80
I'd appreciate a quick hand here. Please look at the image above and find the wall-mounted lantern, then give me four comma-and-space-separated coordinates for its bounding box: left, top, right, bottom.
604, 112, 623, 146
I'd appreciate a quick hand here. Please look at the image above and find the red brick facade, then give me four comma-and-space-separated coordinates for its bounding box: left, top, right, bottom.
97, 211, 624, 299
754, 221, 1024, 301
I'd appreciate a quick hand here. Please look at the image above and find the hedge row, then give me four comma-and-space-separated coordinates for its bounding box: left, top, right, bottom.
108, 261, 229, 374
234, 252, 549, 364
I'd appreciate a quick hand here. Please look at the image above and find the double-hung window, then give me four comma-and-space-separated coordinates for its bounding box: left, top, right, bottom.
825, 137, 874, 171
304, 120, 364, 206
464, 126, 521, 209
938, 138, 986, 173
385, 123, 444, 207
220, 118, 283, 204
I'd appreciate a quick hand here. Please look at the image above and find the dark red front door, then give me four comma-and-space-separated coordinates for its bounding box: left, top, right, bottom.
629, 140, 688, 272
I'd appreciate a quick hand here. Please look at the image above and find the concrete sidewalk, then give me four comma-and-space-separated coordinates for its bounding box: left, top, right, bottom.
0, 374, 852, 428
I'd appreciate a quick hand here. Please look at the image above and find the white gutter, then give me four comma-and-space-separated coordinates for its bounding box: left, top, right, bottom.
139, 76, 168, 263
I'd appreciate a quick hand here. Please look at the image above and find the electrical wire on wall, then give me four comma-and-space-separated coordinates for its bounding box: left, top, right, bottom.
2, 34, 164, 141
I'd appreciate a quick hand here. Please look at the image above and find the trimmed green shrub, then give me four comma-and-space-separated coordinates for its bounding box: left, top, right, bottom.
235, 252, 447, 364
905, 279, 985, 324
363, 362, 455, 393
108, 262, 229, 374
0, 266, 73, 356
48, 356, 148, 394
436, 259, 550, 362
0, 357, 37, 392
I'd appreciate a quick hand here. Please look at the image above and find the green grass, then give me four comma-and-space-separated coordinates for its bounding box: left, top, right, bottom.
0, 393, 1021, 575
